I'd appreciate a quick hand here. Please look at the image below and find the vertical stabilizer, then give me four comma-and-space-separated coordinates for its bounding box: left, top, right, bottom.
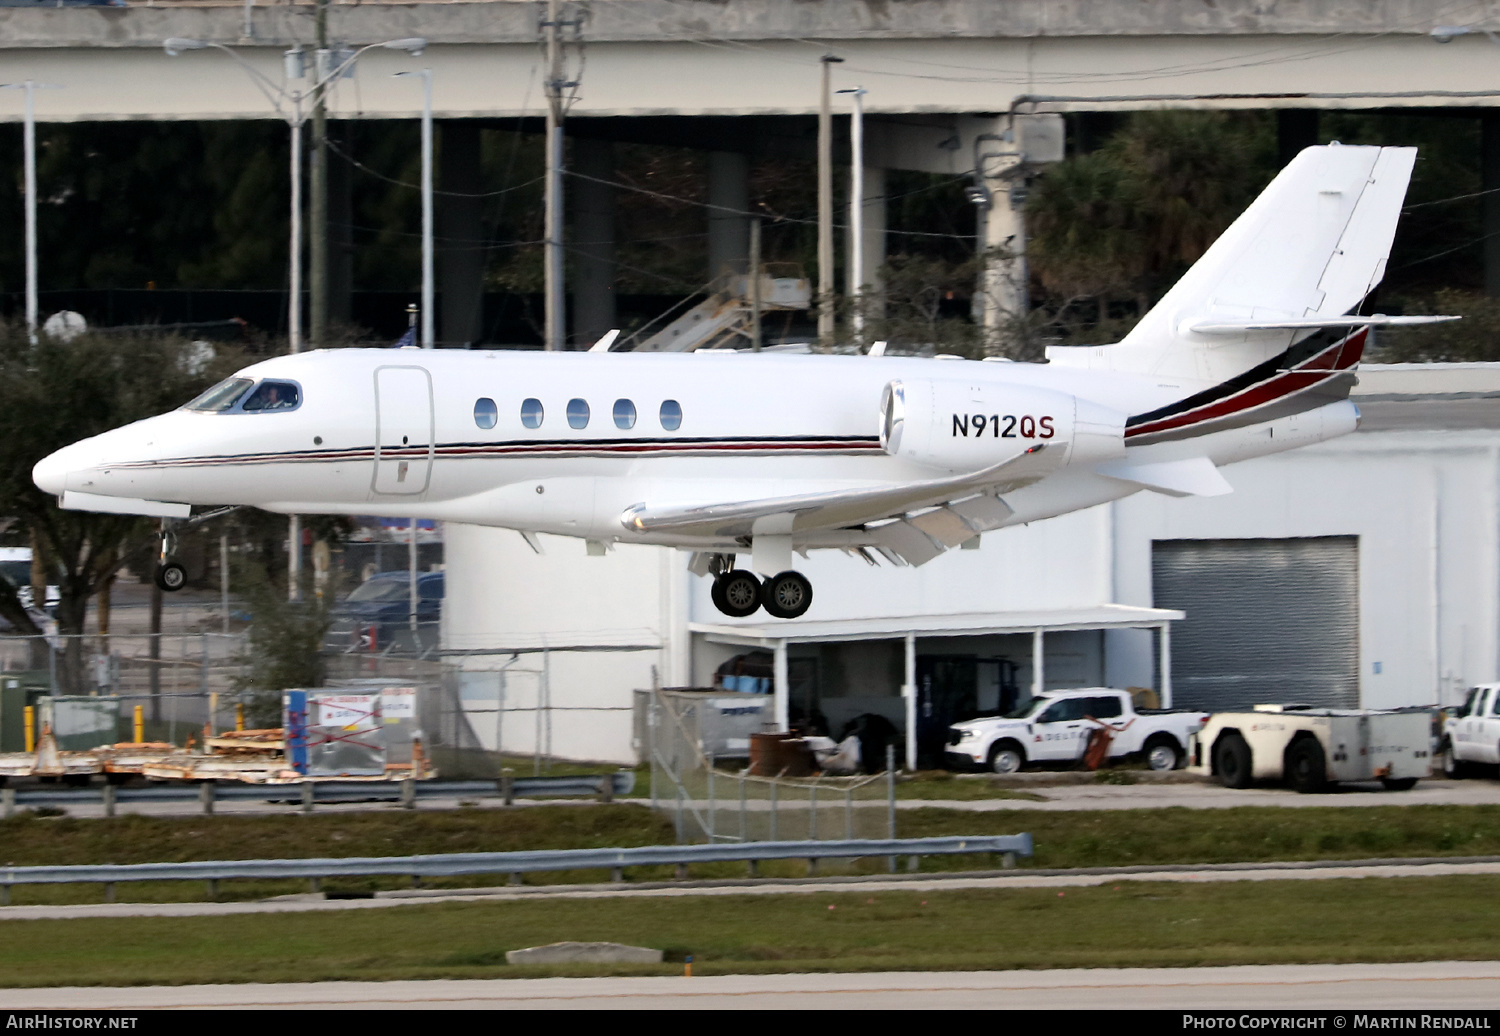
1048, 145, 1417, 388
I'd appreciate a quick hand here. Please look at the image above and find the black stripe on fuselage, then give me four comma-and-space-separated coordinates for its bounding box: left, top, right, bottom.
1125, 324, 1349, 431
118, 435, 885, 469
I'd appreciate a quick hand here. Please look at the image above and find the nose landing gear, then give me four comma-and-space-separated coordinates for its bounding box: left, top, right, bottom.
154, 520, 186, 593
705, 554, 814, 620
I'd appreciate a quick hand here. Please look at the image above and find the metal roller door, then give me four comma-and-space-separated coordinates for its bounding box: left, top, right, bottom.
1152, 537, 1359, 711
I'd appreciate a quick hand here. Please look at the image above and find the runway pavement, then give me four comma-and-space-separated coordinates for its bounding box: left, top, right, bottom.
4, 961, 1499, 1009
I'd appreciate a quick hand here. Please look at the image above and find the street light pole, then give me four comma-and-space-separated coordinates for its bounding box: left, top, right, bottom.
817, 54, 843, 348
2, 81, 59, 345
418, 69, 434, 349
22, 81, 36, 344
395, 68, 434, 348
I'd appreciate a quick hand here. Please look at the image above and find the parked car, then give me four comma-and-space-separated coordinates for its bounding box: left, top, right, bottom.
324, 571, 444, 654
1192, 704, 1432, 792
945, 687, 1208, 774
1441, 683, 1500, 778
0, 546, 58, 612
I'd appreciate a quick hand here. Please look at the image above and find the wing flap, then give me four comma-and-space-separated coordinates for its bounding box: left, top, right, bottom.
621, 443, 1058, 540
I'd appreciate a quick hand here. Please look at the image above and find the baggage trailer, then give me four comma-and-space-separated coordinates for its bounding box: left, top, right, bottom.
1188, 705, 1432, 793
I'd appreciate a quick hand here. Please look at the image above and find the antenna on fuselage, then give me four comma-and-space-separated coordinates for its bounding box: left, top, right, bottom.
867, 340, 887, 357
589, 329, 622, 353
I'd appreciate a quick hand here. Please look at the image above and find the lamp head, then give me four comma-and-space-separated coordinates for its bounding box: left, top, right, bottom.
383, 38, 428, 56
163, 38, 208, 57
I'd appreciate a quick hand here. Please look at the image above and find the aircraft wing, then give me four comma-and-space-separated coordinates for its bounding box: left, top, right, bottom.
621, 443, 1061, 564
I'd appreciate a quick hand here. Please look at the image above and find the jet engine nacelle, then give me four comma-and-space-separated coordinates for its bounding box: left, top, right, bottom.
879, 378, 1126, 473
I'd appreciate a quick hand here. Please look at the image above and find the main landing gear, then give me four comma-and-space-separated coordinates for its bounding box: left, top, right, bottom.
706, 555, 813, 620
154, 519, 186, 593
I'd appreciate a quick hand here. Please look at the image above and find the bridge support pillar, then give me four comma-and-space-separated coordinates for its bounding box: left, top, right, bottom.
572, 136, 618, 347
438, 120, 486, 347
708, 150, 750, 285
1485, 113, 1500, 299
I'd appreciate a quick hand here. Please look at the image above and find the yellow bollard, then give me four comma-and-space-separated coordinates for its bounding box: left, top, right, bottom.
684, 955, 693, 977
23, 705, 34, 753
133, 705, 144, 744
235, 702, 244, 732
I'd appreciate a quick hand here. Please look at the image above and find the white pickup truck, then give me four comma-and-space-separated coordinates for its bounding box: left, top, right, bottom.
944, 687, 1210, 774
1440, 683, 1500, 778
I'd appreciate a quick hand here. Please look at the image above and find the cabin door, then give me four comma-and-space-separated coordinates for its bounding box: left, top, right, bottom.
372, 365, 434, 495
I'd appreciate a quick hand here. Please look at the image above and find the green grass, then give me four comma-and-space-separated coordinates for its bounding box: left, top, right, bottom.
900, 804, 1500, 869
5, 875, 1500, 986
6, 802, 1500, 906
894, 772, 1047, 801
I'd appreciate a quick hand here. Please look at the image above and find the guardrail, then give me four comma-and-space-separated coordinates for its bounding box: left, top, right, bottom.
0, 772, 637, 817
0, 834, 1034, 905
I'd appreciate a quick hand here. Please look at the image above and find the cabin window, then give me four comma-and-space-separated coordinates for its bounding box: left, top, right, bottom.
613, 398, 637, 430
567, 398, 590, 429
520, 398, 544, 429
660, 399, 682, 431
473, 397, 498, 429
240, 380, 301, 412
185, 377, 253, 412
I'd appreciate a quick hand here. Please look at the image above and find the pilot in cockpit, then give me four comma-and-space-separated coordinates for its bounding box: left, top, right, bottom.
241, 381, 299, 412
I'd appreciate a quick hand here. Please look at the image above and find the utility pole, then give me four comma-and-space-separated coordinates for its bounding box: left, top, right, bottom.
748, 217, 762, 352
817, 54, 842, 347
309, 0, 330, 349
541, 0, 577, 351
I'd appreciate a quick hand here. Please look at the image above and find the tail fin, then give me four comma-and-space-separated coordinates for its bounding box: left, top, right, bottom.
1048, 145, 1417, 386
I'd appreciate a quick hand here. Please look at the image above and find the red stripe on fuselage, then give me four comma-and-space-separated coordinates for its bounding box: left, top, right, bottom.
1124, 329, 1365, 440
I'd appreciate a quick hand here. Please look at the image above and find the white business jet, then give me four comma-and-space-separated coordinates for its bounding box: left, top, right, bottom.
32, 145, 1454, 619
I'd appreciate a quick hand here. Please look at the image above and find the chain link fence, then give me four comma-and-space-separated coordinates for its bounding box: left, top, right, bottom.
641, 688, 896, 845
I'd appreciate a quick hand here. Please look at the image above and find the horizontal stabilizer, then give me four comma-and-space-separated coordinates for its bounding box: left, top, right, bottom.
1094, 457, 1233, 498
60, 491, 191, 519
1189, 314, 1458, 335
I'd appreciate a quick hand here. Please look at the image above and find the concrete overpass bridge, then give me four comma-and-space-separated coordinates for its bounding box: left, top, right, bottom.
2, 0, 1497, 344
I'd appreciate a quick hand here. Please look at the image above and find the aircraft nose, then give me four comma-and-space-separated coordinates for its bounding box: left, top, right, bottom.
32, 438, 100, 498
32, 447, 71, 497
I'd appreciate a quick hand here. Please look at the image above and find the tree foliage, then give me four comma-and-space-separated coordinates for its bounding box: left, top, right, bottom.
230, 559, 333, 725
0, 326, 241, 688
1026, 111, 1276, 342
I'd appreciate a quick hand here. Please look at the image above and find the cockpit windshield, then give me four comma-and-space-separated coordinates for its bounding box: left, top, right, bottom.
184, 377, 253, 412
241, 380, 300, 412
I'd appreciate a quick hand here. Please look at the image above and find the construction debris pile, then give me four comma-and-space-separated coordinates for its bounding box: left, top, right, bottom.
0, 686, 432, 785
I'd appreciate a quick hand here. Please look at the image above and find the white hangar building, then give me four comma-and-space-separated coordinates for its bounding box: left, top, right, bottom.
440, 363, 1500, 766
